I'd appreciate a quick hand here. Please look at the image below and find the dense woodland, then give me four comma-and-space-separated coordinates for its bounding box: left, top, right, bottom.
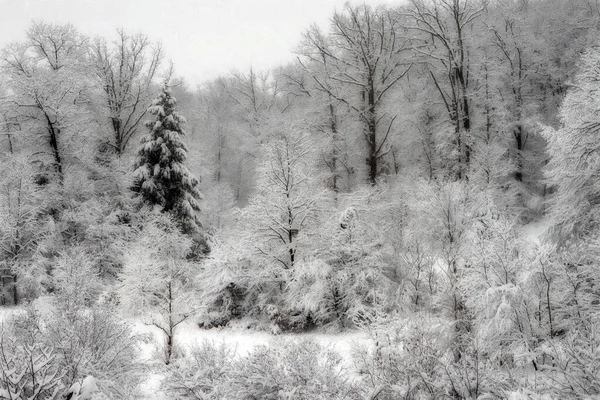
1, 0, 600, 398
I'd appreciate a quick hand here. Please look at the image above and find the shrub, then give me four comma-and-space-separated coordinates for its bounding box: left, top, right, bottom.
164, 339, 359, 400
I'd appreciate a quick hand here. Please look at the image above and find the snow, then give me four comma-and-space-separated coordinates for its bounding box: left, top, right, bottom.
132, 319, 370, 359
132, 319, 371, 399
521, 218, 552, 245
0, 307, 24, 325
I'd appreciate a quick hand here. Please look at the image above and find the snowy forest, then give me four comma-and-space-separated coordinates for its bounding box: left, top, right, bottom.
1, 0, 600, 398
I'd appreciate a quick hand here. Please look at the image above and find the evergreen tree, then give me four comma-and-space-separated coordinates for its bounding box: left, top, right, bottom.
132, 83, 202, 234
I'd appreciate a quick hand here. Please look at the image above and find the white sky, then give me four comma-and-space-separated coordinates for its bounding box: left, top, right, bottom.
0, 0, 398, 87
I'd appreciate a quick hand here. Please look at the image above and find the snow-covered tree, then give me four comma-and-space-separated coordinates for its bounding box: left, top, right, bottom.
119, 214, 198, 364
0, 22, 90, 184
132, 83, 202, 235
544, 47, 600, 237
89, 30, 163, 156
238, 129, 324, 271
407, 0, 486, 179
0, 327, 65, 400
0, 154, 49, 304
299, 4, 411, 184
287, 205, 393, 328
198, 128, 326, 329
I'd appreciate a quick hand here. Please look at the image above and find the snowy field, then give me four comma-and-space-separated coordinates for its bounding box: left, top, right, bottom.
132, 320, 371, 398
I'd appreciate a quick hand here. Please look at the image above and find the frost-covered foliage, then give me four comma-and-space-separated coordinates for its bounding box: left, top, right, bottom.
200, 182, 400, 331
120, 213, 199, 363
0, 328, 65, 400
353, 314, 533, 399
0, 154, 51, 304
544, 47, 600, 237
162, 340, 237, 399
0, 304, 142, 400
132, 83, 203, 235
39, 305, 142, 399
164, 339, 358, 400
237, 129, 324, 270
198, 129, 327, 330
287, 205, 394, 329
353, 314, 452, 399
538, 326, 600, 397
52, 246, 102, 309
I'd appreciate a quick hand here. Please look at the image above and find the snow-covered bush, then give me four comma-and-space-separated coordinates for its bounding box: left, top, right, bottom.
163, 340, 237, 399
286, 204, 395, 330
536, 326, 600, 397
0, 303, 141, 400
164, 339, 357, 400
8, 303, 144, 399
231, 339, 358, 400
0, 322, 65, 400
46, 306, 142, 398
354, 314, 521, 399
353, 314, 452, 399
196, 237, 258, 329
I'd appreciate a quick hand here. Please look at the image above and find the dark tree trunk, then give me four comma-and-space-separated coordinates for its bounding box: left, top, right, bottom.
328, 102, 339, 193
112, 117, 122, 155
366, 80, 378, 185
43, 112, 63, 183
13, 274, 17, 305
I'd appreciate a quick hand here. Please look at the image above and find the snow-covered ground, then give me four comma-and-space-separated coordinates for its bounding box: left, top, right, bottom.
133, 319, 371, 399
0, 306, 24, 326
521, 218, 552, 245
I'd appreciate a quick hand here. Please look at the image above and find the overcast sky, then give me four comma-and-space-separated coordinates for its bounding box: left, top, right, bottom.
0, 0, 397, 87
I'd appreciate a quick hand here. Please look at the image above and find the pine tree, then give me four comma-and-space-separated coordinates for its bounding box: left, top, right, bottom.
132, 83, 202, 234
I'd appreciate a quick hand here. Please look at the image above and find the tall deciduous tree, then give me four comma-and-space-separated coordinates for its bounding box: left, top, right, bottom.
90, 30, 162, 156
407, 0, 486, 179
132, 83, 202, 235
0, 22, 89, 183
299, 4, 412, 185
239, 129, 322, 270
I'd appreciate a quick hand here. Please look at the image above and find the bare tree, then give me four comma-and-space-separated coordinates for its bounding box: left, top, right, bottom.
487, 8, 530, 182
89, 29, 163, 156
406, 0, 487, 179
227, 67, 282, 142
0, 22, 89, 183
292, 28, 345, 193
298, 4, 412, 185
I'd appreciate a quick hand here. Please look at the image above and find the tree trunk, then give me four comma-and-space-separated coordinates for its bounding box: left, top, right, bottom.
44, 114, 63, 183
166, 281, 173, 365
12, 274, 17, 305
366, 81, 378, 185
112, 117, 122, 156
328, 102, 339, 194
